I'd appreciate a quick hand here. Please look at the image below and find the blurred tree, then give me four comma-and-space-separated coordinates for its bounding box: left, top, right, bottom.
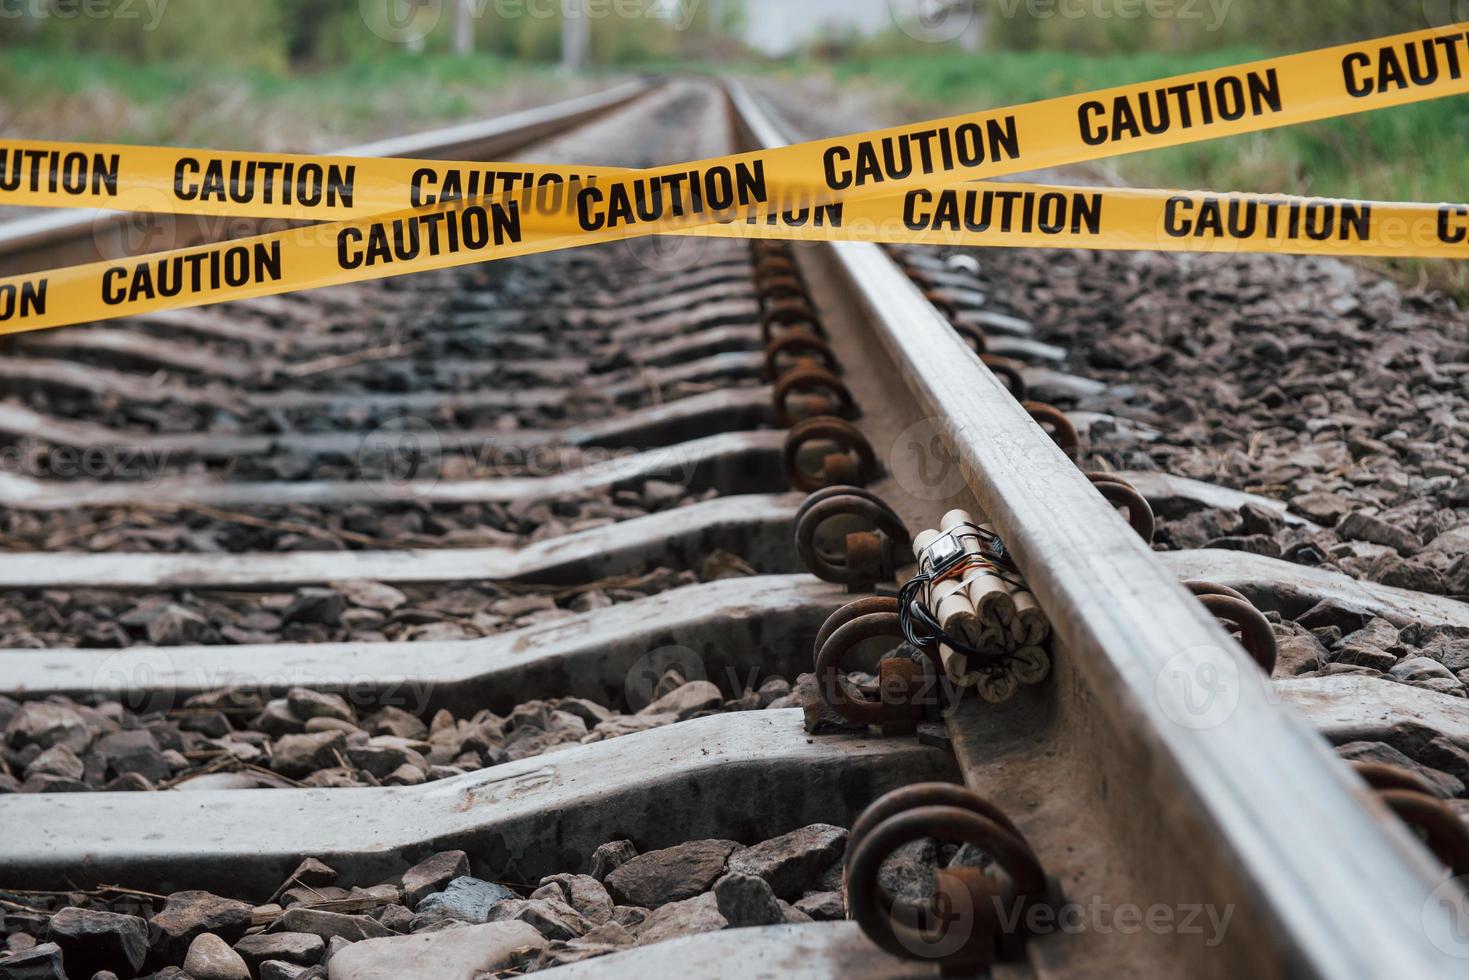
451, 0, 474, 54
562, 0, 591, 71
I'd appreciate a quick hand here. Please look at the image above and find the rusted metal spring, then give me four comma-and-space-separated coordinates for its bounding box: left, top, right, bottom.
760, 306, 825, 348
981, 355, 1027, 401
794, 487, 911, 585
814, 599, 919, 726
845, 783, 1047, 971
953, 321, 988, 355
764, 332, 839, 378
1024, 401, 1080, 456
755, 272, 807, 303
1351, 762, 1469, 876
783, 416, 878, 492
753, 254, 799, 281
1185, 582, 1278, 675
1086, 472, 1156, 543
924, 289, 962, 324
773, 365, 855, 427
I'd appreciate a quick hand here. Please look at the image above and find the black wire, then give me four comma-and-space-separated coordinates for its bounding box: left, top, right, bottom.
898, 571, 1014, 670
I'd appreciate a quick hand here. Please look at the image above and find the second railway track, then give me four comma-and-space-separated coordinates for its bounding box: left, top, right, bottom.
0, 77, 1466, 979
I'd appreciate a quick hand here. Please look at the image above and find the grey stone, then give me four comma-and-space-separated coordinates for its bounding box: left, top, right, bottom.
553, 698, 613, 727
260, 962, 311, 980
414, 877, 516, 925
45, 907, 148, 977
234, 932, 326, 971
266, 909, 394, 943
1290, 491, 1352, 525
713, 872, 783, 928
510, 898, 592, 940
582, 713, 677, 743
182, 932, 250, 980
279, 886, 349, 908
589, 840, 637, 882
18, 773, 90, 793
345, 745, 426, 780
633, 893, 727, 946
1297, 599, 1375, 635
147, 604, 211, 646
0, 942, 65, 980
1370, 556, 1446, 594
1391, 657, 1458, 683
323, 921, 545, 980
99, 729, 169, 783
401, 851, 470, 910
1338, 511, 1422, 555
538, 874, 613, 925
253, 700, 307, 737
284, 588, 347, 626
270, 731, 347, 778
23, 744, 83, 782
604, 839, 739, 908
276, 858, 339, 896
1335, 741, 1463, 798
5, 702, 93, 752
374, 905, 413, 933
330, 580, 407, 613
323, 936, 352, 963
878, 838, 940, 904
779, 900, 813, 924
365, 708, 427, 741
287, 689, 355, 724
383, 763, 426, 786
1333, 619, 1401, 672
636, 681, 724, 720
756, 677, 791, 707
1273, 631, 1327, 676
610, 906, 648, 931
796, 671, 868, 735
794, 891, 844, 920
726, 824, 849, 900
149, 891, 255, 962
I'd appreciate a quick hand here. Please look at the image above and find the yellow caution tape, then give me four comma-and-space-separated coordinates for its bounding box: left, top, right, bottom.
703, 183, 1469, 260
0, 21, 1466, 333
4, 180, 1464, 335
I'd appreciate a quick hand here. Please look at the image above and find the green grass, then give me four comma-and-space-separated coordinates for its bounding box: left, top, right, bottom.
0, 47, 583, 151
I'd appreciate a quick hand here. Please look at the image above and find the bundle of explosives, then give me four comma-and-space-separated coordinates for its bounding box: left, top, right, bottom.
902, 510, 1051, 704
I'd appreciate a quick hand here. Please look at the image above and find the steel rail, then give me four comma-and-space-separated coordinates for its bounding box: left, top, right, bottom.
727, 80, 1464, 979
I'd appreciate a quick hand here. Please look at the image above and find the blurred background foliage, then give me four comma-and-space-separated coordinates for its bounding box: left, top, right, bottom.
0, 0, 1461, 288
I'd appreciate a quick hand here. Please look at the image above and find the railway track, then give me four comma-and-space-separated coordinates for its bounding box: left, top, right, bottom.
1, 77, 1466, 979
